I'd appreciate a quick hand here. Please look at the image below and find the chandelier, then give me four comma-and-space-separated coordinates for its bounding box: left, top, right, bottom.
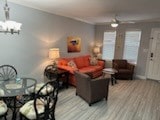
0, 0, 22, 34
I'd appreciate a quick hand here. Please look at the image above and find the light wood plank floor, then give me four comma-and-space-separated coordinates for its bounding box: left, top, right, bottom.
55, 79, 160, 120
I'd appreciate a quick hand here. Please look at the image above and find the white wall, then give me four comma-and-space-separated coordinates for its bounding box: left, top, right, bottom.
95, 22, 160, 78
0, 2, 95, 82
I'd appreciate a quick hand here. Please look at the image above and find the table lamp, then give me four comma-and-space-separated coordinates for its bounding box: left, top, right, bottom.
93, 46, 100, 57
49, 48, 60, 68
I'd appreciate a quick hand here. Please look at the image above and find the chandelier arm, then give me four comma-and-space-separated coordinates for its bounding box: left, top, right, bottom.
4, 0, 10, 20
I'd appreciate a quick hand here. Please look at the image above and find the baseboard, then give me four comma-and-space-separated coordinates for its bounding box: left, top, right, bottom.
135, 75, 146, 80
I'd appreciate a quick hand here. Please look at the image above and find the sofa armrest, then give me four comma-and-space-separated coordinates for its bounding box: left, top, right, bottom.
127, 63, 135, 72
97, 59, 105, 68
58, 65, 78, 74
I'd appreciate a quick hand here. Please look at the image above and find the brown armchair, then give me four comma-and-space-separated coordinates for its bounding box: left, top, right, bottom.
74, 71, 109, 106
112, 59, 135, 80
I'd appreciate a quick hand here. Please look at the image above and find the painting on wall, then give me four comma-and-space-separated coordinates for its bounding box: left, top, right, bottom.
67, 36, 81, 52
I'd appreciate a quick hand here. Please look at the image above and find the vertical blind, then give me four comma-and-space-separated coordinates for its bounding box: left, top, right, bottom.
102, 31, 116, 60
123, 31, 141, 64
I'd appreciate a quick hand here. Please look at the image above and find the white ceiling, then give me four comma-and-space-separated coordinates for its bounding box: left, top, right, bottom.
8, 0, 160, 24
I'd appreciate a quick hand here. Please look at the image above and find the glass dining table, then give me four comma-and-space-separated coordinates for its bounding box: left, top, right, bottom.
0, 77, 37, 120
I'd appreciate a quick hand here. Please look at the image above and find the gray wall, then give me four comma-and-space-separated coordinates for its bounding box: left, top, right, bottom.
95, 22, 160, 78
0, 2, 94, 82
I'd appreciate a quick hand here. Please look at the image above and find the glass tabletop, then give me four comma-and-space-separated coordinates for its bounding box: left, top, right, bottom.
0, 77, 37, 97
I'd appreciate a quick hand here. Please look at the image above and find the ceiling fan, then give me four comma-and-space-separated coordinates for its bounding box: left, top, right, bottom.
110, 15, 135, 28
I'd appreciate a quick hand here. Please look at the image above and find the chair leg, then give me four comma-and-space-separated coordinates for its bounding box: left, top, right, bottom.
4, 116, 7, 120
105, 96, 108, 101
19, 114, 23, 120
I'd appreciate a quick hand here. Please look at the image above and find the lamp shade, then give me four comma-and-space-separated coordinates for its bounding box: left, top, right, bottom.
49, 48, 60, 60
93, 46, 100, 54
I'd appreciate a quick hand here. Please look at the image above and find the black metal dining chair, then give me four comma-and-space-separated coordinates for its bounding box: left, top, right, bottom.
0, 65, 17, 119
0, 65, 17, 81
19, 80, 59, 120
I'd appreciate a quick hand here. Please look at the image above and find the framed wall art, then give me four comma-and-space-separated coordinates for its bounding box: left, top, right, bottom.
67, 36, 81, 52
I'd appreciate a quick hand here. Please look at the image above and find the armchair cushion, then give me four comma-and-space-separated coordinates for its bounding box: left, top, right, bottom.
118, 69, 132, 73
113, 60, 127, 69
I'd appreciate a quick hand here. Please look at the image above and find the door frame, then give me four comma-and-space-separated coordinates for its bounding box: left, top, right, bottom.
146, 28, 160, 80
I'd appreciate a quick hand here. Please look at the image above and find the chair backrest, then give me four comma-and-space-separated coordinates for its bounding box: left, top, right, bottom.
75, 71, 91, 96
112, 59, 128, 69
0, 65, 17, 81
34, 80, 59, 120
75, 71, 91, 84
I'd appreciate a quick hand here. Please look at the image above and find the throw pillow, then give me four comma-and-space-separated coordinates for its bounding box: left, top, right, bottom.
89, 57, 98, 66
67, 60, 77, 68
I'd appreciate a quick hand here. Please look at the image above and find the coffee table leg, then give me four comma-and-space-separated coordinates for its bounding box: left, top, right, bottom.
111, 74, 117, 85
110, 77, 113, 85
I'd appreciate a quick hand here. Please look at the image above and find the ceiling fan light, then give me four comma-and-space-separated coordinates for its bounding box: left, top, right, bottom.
111, 23, 118, 27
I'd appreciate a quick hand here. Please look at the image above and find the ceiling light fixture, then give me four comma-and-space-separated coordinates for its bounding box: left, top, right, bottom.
111, 23, 119, 28
111, 16, 119, 28
0, 0, 22, 34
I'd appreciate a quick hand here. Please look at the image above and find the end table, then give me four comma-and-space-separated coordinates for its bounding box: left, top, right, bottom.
44, 65, 69, 89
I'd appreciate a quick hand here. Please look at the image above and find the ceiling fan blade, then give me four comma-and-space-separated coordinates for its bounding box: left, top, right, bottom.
121, 21, 135, 24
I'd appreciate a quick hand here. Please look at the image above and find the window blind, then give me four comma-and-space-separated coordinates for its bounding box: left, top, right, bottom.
102, 31, 116, 60
123, 31, 141, 64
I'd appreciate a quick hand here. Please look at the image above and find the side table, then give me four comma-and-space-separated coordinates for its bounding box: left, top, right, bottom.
103, 68, 118, 85
44, 66, 69, 89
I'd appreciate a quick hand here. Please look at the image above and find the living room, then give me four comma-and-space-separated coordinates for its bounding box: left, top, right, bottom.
0, 0, 160, 120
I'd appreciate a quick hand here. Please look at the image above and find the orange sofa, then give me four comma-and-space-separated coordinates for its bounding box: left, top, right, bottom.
58, 55, 105, 87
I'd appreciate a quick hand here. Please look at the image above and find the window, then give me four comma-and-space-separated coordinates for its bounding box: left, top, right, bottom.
123, 30, 141, 64
102, 31, 116, 60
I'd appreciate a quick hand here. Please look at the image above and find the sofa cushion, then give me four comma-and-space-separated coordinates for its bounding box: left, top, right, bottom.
58, 59, 68, 66
79, 66, 103, 73
89, 57, 98, 66
79, 67, 95, 73
74, 56, 86, 69
91, 66, 103, 71
97, 60, 105, 68
83, 55, 90, 67
67, 60, 77, 68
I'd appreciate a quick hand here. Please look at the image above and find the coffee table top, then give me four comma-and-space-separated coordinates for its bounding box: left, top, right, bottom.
103, 68, 117, 74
